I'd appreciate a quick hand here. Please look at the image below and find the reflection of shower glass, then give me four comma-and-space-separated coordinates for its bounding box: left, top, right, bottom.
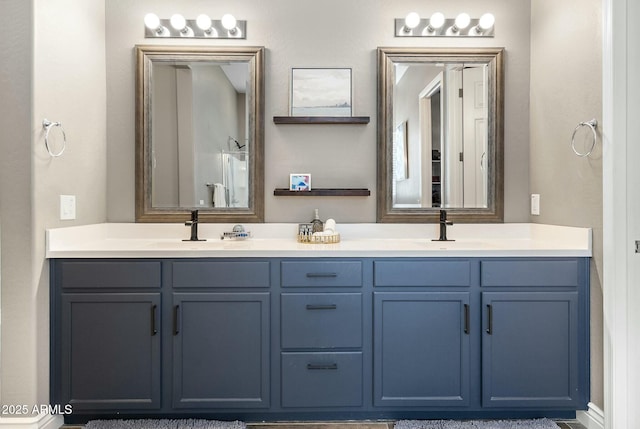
221, 151, 249, 207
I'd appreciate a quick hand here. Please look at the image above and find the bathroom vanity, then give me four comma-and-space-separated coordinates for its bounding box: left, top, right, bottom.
47, 223, 590, 423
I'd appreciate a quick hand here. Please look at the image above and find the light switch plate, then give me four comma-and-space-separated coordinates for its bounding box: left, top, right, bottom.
531, 194, 540, 216
60, 195, 76, 220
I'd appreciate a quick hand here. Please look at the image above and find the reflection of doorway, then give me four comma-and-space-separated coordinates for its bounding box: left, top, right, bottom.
462, 65, 488, 208
419, 72, 444, 208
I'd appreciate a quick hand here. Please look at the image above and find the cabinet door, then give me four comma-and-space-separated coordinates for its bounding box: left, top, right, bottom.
374, 292, 470, 407
60, 293, 161, 410
482, 292, 579, 408
172, 293, 270, 409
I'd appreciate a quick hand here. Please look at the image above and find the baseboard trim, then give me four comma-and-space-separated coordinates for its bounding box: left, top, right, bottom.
0, 413, 63, 429
577, 402, 605, 429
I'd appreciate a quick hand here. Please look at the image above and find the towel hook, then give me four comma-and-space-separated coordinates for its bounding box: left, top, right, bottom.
43, 119, 67, 157
571, 119, 598, 157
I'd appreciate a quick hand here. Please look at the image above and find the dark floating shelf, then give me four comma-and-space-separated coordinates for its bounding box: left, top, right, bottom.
273, 116, 370, 125
274, 188, 371, 197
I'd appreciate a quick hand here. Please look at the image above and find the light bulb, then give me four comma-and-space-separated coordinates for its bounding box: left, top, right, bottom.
429, 12, 445, 29
170, 14, 187, 31
404, 12, 421, 30
144, 13, 160, 30
221, 14, 237, 31
479, 13, 495, 30
455, 13, 471, 30
196, 14, 212, 31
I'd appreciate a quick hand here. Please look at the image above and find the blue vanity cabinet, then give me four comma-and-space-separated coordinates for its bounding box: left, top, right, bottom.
171, 292, 270, 409
51, 260, 162, 411
279, 260, 365, 409
51, 256, 589, 422
480, 259, 589, 409
373, 259, 473, 408
169, 260, 271, 409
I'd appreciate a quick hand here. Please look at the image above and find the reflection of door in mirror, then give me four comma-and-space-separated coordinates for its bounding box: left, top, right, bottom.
418, 73, 443, 208
392, 62, 489, 210
151, 62, 249, 209
462, 65, 488, 208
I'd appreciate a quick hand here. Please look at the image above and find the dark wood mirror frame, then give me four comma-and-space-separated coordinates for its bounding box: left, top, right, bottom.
135, 45, 265, 222
377, 47, 504, 223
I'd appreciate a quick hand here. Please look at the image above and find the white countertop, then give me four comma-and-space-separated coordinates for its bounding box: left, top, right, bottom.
45, 223, 592, 258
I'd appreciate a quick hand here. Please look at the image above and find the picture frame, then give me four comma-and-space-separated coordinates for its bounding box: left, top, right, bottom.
393, 121, 409, 180
290, 173, 312, 191
290, 68, 352, 116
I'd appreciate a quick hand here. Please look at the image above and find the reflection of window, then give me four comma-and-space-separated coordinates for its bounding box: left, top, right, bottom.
393, 121, 408, 181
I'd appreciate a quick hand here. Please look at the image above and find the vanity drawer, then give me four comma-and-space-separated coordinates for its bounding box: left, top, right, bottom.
57, 260, 161, 289
281, 261, 363, 288
281, 352, 363, 408
281, 293, 362, 349
171, 260, 271, 288
480, 259, 580, 287
374, 260, 471, 287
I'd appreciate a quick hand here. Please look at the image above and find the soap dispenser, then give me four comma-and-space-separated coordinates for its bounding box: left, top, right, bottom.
311, 208, 324, 233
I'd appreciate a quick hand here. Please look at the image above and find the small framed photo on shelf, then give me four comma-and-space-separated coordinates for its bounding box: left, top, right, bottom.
290, 68, 352, 117
290, 173, 312, 191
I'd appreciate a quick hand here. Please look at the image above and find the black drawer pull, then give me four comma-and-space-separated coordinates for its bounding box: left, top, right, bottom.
464, 303, 470, 334
306, 304, 337, 310
151, 305, 158, 336
173, 305, 181, 335
306, 272, 338, 278
486, 304, 493, 335
307, 363, 338, 370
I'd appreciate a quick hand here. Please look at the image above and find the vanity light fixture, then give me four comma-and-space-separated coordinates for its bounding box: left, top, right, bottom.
170, 14, 194, 37
144, 13, 169, 37
221, 13, 242, 37
402, 12, 421, 34
423, 12, 446, 35
196, 14, 218, 37
144, 13, 246, 39
394, 12, 494, 37
470, 13, 496, 36
447, 13, 471, 35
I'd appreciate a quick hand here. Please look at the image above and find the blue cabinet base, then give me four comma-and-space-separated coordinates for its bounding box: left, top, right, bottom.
51, 257, 589, 424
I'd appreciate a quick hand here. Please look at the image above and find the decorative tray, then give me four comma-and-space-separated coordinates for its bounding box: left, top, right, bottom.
297, 233, 341, 244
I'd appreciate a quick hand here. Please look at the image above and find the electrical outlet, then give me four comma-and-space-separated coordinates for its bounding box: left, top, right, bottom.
531, 194, 540, 216
60, 195, 76, 220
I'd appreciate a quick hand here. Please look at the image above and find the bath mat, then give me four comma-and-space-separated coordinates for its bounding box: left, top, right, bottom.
394, 418, 559, 429
84, 419, 246, 429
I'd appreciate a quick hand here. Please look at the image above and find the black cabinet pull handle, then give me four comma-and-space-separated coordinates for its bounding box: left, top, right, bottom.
151, 305, 158, 336
306, 304, 337, 310
464, 304, 470, 334
173, 305, 181, 335
307, 363, 338, 370
306, 272, 338, 278
486, 304, 493, 335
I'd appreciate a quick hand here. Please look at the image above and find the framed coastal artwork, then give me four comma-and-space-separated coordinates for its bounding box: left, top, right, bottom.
290, 173, 312, 191
290, 68, 352, 116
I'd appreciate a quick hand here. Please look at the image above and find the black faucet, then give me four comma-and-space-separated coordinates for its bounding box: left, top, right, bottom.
183, 210, 206, 241
432, 209, 455, 242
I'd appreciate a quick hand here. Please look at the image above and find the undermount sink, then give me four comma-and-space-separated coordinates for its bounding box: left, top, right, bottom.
420, 240, 497, 250
144, 239, 228, 250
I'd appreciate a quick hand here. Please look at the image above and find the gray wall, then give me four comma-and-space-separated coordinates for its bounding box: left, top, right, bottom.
0, 0, 35, 407
530, 0, 603, 409
105, 0, 532, 223
0, 0, 107, 414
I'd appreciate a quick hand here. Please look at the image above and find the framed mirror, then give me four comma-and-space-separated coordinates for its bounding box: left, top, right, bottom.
135, 45, 264, 222
377, 47, 504, 222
